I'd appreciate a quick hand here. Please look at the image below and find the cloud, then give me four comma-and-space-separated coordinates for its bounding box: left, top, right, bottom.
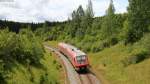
0, 0, 128, 22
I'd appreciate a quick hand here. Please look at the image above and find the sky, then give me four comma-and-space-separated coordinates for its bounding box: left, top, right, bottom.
0, 0, 128, 23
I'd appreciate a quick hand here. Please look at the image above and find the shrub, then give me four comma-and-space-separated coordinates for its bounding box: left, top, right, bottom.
16, 29, 44, 66
122, 33, 150, 66
0, 29, 45, 83
122, 50, 148, 67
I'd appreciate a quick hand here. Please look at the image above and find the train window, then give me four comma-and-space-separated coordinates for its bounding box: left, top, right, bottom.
76, 55, 86, 64
77, 56, 86, 60
77, 56, 81, 60
81, 56, 86, 60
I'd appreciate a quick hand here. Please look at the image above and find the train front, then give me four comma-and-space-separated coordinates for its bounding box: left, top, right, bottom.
74, 53, 89, 70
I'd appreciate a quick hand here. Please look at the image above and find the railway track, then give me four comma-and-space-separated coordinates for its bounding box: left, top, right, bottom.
79, 73, 92, 84
78, 70, 101, 84
44, 44, 101, 84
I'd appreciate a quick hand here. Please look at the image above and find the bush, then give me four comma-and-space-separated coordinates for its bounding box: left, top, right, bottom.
122, 33, 150, 66
122, 50, 148, 66
40, 74, 48, 84
91, 42, 101, 52
16, 29, 45, 66
133, 33, 150, 58
0, 29, 45, 83
110, 37, 118, 45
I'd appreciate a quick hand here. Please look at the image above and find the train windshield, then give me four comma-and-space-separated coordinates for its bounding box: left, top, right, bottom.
76, 55, 86, 64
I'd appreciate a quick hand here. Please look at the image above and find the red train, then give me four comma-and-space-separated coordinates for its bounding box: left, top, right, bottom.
58, 43, 89, 70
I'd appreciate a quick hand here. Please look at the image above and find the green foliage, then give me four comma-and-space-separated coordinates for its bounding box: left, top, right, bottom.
41, 1, 125, 53
86, 0, 94, 18
106, 0, 115, 16
118, 19, 129, 41
67, 0, 94, 38
71, 5, 86, 38
126, 0, 150, 43
122, 33, 150, 66
100, 0, 118, 45
132, 33, 150, 57
40, 73, 49, 84
5, 50, 62, 84
84, 0, 94, 29
34, 0, 150, 55
0, 29, 44, 83
89, 42, 150, 84
122, 51, 148, 67
15, 29, 44, 66
0, 61, 6, 84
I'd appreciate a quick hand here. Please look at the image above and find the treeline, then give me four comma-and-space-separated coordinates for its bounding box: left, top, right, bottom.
40, 0, 150, 53
0, 20, 65, 33
42, 0, 127, 52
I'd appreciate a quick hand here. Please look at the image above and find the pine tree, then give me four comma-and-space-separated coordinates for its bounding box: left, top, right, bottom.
82, 0, 94, 34
86, 0, 94, 18
101, 0, 116, 40
76, 5, 85, 38
70, 5, 85, 38
106, 0, 115, 16
77, 5, 85, 18
126, 0, 150, 43
71, 5, 85, 22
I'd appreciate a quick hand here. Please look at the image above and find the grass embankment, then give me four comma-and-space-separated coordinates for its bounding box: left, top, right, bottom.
89, 43, 150, 84
7, 49, 64, 84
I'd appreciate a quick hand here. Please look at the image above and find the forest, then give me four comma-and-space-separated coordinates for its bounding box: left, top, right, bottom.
0, 0, 150, 84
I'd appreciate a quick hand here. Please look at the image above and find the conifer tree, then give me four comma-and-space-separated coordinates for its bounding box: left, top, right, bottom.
86, 0, 94, 18
82, 0, 94, 34
70, 5, 85, 38
101, 0, 116, 40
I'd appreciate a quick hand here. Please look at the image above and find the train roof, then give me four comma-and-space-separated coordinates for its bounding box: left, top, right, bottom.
59, 43, 86, 56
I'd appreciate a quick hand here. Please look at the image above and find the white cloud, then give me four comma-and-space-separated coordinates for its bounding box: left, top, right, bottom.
0, 0, 128, 22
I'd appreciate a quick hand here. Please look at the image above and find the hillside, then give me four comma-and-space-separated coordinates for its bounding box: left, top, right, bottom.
0, 29, 64, 84
89, 42, 150, 84
7, 50, 64, 84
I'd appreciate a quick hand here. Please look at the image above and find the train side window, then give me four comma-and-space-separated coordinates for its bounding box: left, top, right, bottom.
74, 58, 76, 63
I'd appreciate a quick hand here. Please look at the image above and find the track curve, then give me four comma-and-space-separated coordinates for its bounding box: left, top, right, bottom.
44, 44, 101, 84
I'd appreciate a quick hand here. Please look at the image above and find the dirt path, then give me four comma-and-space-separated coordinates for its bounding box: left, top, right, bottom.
44, 44, 101, 84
